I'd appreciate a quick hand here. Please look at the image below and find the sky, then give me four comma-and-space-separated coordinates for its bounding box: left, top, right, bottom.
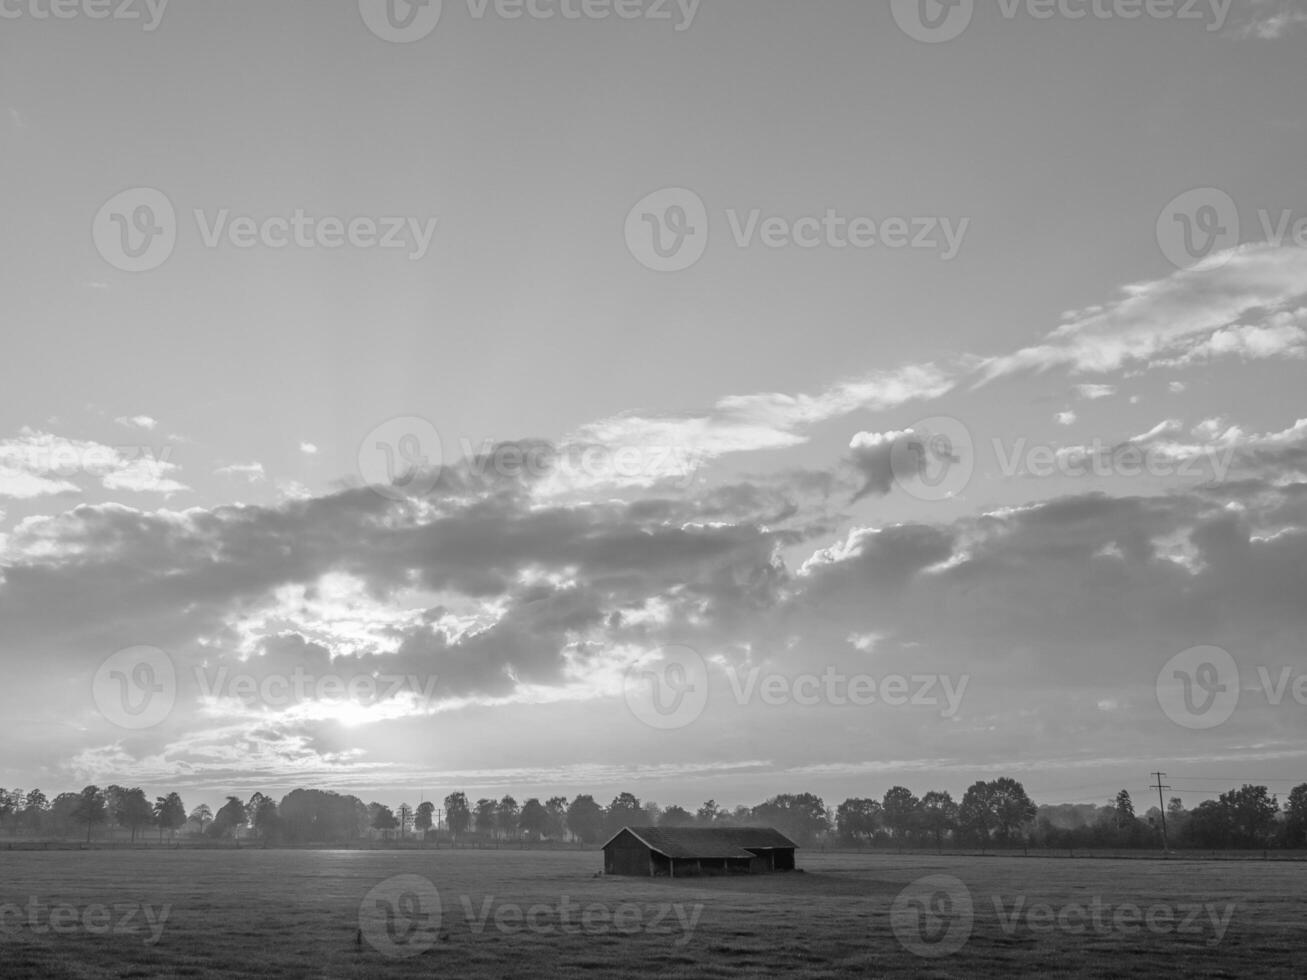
1, 0, 1306, 815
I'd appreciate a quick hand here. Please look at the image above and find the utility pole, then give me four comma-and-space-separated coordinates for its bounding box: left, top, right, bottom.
1151, 772, 1171, 853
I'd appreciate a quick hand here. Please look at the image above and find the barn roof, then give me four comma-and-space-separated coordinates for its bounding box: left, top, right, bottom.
601, 826, 798, 859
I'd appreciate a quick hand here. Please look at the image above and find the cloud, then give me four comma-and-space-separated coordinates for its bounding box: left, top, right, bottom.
1056, 411, 1077, 426
300, 442, 319, 456
215, 462, 267, 483
847, 430, 909, 502
115, 415, 159, 431
1154, 313, 1307, 367
976, 244, 1307, 380
5, 415, 1307, 793
1232, 0, 1307, 37
570, 363, 957, 488
1074, 384, 1116, 401
0, 429, 186, 499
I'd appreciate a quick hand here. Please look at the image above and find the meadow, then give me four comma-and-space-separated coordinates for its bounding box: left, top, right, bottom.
0, 847, 1303, 977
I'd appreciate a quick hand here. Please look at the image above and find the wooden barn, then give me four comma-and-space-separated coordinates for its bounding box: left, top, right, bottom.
601, 826, 798, 877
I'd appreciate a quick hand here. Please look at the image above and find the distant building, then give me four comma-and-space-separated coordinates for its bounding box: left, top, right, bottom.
601, 826, 798, 877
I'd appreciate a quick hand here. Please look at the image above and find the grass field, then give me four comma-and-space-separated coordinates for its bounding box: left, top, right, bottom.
1, 848, 1303, 977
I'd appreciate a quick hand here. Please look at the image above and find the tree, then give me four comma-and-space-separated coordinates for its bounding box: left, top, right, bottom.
835, 798, 881, 844
22, 789, 49, 835
1186, 799, 1233, 849
0, 789, 15, 832
989, 778, 1037, 844
495, 796, 520, 840
72, 786, 107, 843
397, 803, 413, 839
566, 795, 606, 844
519, 798, 548, 840
276, 789, 368, 843
474, 798, 497, 836
1284, 784, 1307, 848
49, 793, 81, 838
369, 803, 398, 839
661, 805, 694, 828
415, 801, 435, 837
958, 781, 994, 848
1114, 790, 1135, 825
544, 796, 568, 839
444, 792, 471, 840
752, 794, 829, 845
190, 804, 213, 836
920, 791, 958, 851
606, 792, 642, 835
882, 787, 921, 843
696, 800, 721, 825
247, 793, 279, 841
116, 788, 154, 843
102, 785, 127, 837
211, 796, 249, 838
153, 794, 185, 842
1221, 785, 1279, 848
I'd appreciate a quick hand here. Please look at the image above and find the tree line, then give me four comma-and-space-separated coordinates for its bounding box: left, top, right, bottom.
832, 781, 1307, 851
2, 780, 1304, 850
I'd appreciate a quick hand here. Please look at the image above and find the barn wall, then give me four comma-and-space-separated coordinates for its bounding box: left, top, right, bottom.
604, 832, 653, 876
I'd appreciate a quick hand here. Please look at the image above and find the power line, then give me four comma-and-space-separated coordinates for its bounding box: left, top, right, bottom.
1151, 772, 1171, 853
